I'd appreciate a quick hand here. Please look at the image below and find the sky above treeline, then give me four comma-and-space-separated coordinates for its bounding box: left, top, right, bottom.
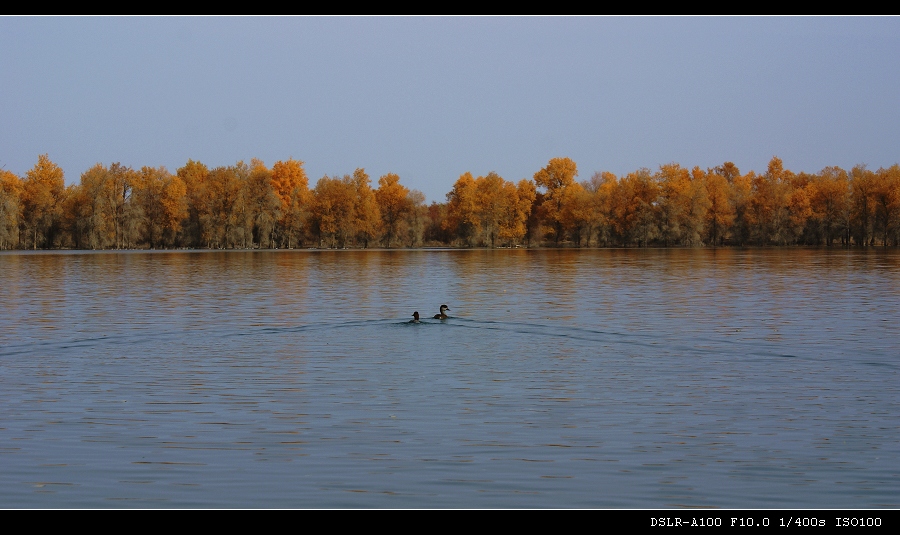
2, 16, 898, 204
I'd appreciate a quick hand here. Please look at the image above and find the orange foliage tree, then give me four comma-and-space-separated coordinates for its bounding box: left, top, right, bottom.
8, 150, 900, 249
132, 166, 187, 248
444, 172, 479, 245
270, 158, 311, 248
311, 175, 355, 248
533, 157, 578, 244
349, 168, 381, 248
704, 168, 735, 246
872, 165, 900, 246
0, 169, 23, 249
747, 157, 793, 244
239, 159, 281, 249
608, 168, 658, 246
69, 163, 124, 249
177, 159, 210, 248
850, 165, 877, 246
501, 179, 537, 246
807, 166, 849, 245
375, 173, 410, 247
21, 154, 66, 249
473, 172, 507, 247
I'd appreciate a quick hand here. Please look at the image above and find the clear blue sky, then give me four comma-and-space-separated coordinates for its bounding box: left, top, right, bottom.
2, 16, 898, 204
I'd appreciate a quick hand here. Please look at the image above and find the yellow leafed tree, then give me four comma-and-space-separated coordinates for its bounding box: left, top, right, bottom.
177, 159, 210, 248
70, 163, 121, 249
311, 175, 355, 248
873, 165, 900, 246
375, 173, 410, 247
497, 178, 535, 247
444, 172, 479, 245
533, 157, 578, 244
704, 169, 734, 246
808, 166, 849, 245
0, 170, 23, 249
132, 166, 187, 248
241, 159, 281, 249
350, 168, 381, 248
270, 158, 310, 248
22, 154, 65, 249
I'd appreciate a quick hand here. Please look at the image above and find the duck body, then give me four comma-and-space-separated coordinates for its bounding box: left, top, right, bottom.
433, 304, 451, 319
410, 311, 420, 323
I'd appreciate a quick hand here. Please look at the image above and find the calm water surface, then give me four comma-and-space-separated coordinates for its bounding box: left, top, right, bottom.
1, 248, 898, 508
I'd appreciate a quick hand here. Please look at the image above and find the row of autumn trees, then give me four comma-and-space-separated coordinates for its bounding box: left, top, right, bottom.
0, 156, 421, 250
1, 154, 899, 250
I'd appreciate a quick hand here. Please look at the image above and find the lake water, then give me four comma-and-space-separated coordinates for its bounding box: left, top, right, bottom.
1, 248, 898, 508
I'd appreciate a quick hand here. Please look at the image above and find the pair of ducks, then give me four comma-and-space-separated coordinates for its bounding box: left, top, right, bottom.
410, 305, 450, 323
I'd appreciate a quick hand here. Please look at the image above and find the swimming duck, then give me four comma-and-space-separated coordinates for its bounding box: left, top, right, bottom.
433, 304, 450, 319
410, 311, 420, 323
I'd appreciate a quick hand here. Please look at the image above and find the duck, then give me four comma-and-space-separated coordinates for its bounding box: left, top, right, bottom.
433, 304, 450, 319
410, 311, 420, 323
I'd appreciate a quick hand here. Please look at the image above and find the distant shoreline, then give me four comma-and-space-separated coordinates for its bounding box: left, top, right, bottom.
3, 244, 898, 254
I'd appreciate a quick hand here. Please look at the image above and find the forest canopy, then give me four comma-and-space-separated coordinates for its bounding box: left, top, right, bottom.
1, 155, 898, 250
